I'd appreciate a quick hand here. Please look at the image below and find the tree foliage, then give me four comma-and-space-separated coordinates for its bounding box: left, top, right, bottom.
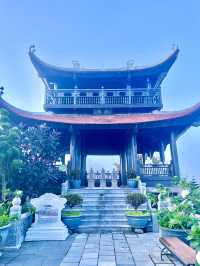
14, 123, 66, 197
0, 108, 66, 198
0, 109, 23, 199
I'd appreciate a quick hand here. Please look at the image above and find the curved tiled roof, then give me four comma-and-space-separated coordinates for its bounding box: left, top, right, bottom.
29, 46, 179, 77
0, 97, 200, 126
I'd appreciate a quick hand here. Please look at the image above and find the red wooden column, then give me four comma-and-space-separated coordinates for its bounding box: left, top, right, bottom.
120, 151, 127, 186
130, 130, 138, 174
160, 141, 165, 164
69, 131, 76, 172
170, 132, 180, 177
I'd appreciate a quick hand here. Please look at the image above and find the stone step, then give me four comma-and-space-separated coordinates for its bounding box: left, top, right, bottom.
77, 224, 131, 233
82, 214, 126, 219
68, 189, 138, 195
83, 198, 126, 205
81, 219, 128, 224
82, 204, 127, 208
82, 210, 126, 216
80, 194, 127, 201
81, 206, 128, 211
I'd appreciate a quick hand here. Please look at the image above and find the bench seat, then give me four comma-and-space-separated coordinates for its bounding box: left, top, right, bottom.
159, 237, 196, 266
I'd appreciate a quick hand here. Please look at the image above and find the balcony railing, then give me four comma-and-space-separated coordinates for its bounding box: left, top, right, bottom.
140, 164, 172, 176
45, 88, 162, 109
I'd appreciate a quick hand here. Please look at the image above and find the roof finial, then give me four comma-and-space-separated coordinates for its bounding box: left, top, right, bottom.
29, 45, 36, 54
72, 60, 80, 70
172, 43, 178, 50
126, 59, 134, 70
0, 86, 4, 97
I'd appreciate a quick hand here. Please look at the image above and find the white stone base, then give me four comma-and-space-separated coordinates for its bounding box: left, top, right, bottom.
25, 222, 68, 241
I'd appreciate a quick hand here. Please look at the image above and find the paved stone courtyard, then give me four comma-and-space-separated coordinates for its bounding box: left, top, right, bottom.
0, 236, 74, 266
0, 233, 184, 266
60, 233, 183, 266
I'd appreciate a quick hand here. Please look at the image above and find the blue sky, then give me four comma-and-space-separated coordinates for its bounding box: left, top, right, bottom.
0, 1, 200, 177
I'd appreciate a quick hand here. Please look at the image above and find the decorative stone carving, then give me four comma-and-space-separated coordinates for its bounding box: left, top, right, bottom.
111, 169, 119, 188
10, 197, 22, 219
87, 168, 95, 188
25, 193, 68, 241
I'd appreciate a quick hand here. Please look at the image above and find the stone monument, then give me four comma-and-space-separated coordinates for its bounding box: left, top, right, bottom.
25, 193, 68, 241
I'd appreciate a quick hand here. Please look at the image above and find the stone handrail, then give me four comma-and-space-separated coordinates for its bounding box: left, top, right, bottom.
87, 168, 119, 188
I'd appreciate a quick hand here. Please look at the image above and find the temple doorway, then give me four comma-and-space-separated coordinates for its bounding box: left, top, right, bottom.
86, 155, 120, 172
86, 155, 121, 187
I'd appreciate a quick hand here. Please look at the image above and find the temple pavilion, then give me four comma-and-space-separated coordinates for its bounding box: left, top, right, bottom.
1, 46, 200, 188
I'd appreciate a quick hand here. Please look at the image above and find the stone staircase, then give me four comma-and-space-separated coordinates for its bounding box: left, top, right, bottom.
68, 188, 139, 233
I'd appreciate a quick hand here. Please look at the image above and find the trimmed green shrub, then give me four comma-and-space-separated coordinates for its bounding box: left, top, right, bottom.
64, 194, 83, 208
126, 192, 147, 210
0, 214, 9, 227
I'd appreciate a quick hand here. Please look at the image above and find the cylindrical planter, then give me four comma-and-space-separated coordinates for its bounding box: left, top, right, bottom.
127, 179, 137, 188
126, 215, 151, 229
72, 180, 81, 189
61, 214, 82, 233
0, 224, 11, 250
159, 227, 189, 244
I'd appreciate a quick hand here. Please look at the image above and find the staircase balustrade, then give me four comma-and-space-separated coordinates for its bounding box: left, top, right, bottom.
87, 168, 120, 188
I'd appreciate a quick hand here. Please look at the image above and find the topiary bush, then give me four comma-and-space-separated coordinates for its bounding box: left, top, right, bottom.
64, 194, 83, 208
126, 192, 147, 210
0, 214, 9, 227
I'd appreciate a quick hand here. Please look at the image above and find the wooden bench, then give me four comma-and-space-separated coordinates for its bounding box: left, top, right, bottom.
159, 237, 196, 266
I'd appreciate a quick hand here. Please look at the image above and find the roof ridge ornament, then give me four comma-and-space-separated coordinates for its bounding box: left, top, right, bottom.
0, 86, 4, 97
72, 60, 80, 70
126, 59, 134, 70
29, 45, 36, 54
172, 43, 179, 51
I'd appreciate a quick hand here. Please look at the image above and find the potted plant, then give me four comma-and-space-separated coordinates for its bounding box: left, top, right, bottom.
127, 171, 138, 188
126, 192, 151, 231
61, 193, 83, 233
147, 192, 158, 209
157, 208, 198, 244
187, 224, 200, 265
70, 170, 81, 189
0, 203, 10, 255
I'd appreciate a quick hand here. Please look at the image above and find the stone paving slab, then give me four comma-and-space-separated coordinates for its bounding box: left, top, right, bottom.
0, 235, 74, 266
0, 233, 184, 266
60, 233, 182, 266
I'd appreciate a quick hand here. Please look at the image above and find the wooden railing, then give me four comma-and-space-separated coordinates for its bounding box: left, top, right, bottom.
140, 165, 172, 176
45, 88, 161, 108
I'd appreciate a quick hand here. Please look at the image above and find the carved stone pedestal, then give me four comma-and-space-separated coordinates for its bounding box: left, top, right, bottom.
111, 179, 118, 188
25, 193, 68, 241
88, 179, 95, 188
